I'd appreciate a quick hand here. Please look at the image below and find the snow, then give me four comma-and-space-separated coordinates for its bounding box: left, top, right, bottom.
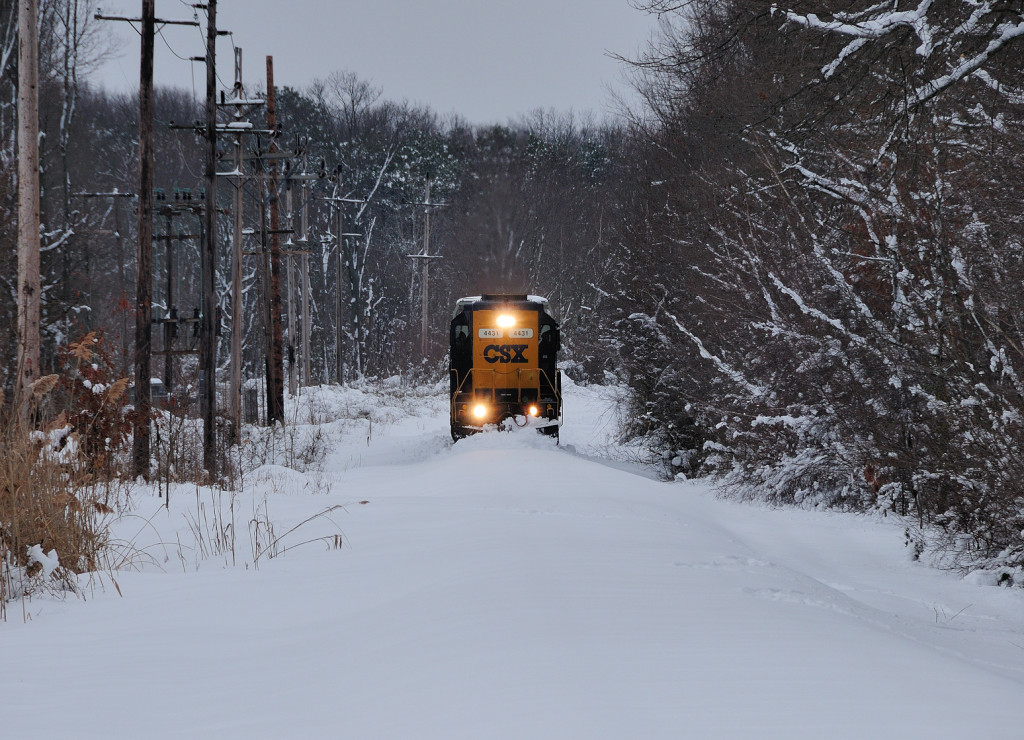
3, 381, 1024, 738
25, 545, 60, 579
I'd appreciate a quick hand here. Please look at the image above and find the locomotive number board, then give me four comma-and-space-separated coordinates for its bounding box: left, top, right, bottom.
477, 328, 535, 339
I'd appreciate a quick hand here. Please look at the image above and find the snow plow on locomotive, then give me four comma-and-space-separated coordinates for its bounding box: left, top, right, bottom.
449, 294, 562, 440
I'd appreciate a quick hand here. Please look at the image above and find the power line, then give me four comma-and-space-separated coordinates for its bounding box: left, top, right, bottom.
190, 4, 234, 92
157, 26, 191, 62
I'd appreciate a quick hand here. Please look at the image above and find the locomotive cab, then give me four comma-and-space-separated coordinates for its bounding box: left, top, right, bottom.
449, 294, 562, 440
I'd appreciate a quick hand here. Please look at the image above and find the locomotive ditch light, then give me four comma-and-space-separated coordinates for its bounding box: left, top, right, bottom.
473, 404, 488, 419
527, 405, 540, 417
496, 314, 516, 328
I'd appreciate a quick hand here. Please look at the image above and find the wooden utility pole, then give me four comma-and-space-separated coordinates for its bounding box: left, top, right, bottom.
115, 196, 129, 363
200, 0, 218, 476
300, 151, 311, 386
265, 56, 284, 425
285, 179, 298, 397
228, 47, 245, 441
335, 202, 344, 383
131, 0, 155, 477
149, 200, 201, 396
326, 193, 368, 382
162, 211, 175, 392
301, 248, 311, 385
421, 178, 431, 358
229, 124, 243, 438
95, 3, 200, 463
259, 178, 270, 411
405, 178, 444, 361
16, 0, 41, 424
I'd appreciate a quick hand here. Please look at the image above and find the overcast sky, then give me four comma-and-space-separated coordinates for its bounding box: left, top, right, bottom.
92, 0, 658, 125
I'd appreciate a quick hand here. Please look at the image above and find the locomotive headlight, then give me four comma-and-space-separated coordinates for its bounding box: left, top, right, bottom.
472, 404, 488, 419
496, 314, 516, 328
527, 405, 540, 417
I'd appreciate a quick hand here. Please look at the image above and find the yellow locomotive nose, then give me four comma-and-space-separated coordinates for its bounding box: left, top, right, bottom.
449, 294, 561, 442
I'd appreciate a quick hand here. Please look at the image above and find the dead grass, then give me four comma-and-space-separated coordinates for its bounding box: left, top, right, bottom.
0, 414, 114, 617
1, 333, 137, 617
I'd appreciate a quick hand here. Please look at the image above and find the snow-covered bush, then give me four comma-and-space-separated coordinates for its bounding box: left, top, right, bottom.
618, 0, 1024, 573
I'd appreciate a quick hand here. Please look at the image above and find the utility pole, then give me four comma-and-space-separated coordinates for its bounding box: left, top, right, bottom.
421, 177, 431, 358
329, 200, 363, 383
335, 200, 344, 383
285, 177, 297, 397
96, 3, 199, 474
265, 56, 284, 425
405, 178, 445, 361
229, 48, 244, 440
114, 195, 129, 365
16, 0, 41, 425
300, 150, 311, 386
219, 79, 306, 423
132, 0, 155, 477
214, 46, 268, 438
200, 0, 219, 477
149, 197, 202, 401
162, 211, 175, 391
326, 193, 368, 381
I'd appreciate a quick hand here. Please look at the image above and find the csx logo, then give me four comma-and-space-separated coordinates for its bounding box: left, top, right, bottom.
483, 344, 528, 364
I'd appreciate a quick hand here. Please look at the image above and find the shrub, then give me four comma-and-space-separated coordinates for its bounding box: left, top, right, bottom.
0, 333, 133, 612
52, 332, 136, 481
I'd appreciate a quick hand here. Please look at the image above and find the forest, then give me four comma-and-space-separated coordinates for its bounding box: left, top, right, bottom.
3, 0, 1024, 579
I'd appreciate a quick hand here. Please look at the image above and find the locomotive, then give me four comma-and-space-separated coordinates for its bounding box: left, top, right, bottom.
449, 294, 562, 440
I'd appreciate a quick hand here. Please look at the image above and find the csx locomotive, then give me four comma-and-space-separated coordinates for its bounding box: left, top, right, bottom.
449, 294, 562, 440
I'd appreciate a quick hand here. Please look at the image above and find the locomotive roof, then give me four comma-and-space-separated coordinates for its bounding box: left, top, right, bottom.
453, 294, 556, 319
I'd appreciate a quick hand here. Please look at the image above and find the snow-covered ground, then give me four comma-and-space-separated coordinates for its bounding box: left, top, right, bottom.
4, 379, 1024, 739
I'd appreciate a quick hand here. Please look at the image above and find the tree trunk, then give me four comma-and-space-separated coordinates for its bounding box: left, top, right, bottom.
16, 0, 41, 425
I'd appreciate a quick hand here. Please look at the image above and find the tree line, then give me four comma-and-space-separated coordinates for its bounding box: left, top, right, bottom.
4, 0, 1023, 572
611, 0, 1024, 572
